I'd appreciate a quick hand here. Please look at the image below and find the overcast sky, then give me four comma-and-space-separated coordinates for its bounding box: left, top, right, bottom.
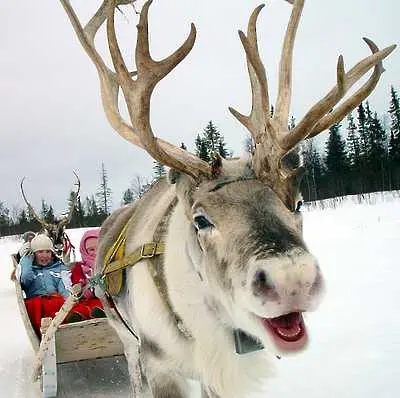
1, 0, 398, 217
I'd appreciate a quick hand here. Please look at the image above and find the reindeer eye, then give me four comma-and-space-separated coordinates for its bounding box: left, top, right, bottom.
193, 215, 213, 230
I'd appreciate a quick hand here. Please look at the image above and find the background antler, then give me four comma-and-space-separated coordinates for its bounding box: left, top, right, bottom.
20, 177, 49, 227
60, 0, 212, 180
229, 0, 396, 209
59, 171, 81, 228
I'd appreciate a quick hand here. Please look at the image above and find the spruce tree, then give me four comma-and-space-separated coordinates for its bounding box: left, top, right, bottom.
367, 112, 387, 191
67, 190, 84, 227
357, 102, 369, 160
388, 86, 400, 189
40, 200, 55, 223
0, 201, 11, 237
195, 134, 210, 162
153, 160, 166, 179
301, 139, 323, 201
96, 162, 112, 216
85, 195, 104, 226
122, 188, 135, 205
195, 121, 229, 161
324, 122, 348, 197
346, 112, 363, 193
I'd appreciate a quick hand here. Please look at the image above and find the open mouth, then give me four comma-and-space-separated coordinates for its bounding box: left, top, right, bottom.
261, 312, 308, 351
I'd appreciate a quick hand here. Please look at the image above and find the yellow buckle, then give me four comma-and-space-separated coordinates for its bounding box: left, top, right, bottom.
141, 243, 157, 258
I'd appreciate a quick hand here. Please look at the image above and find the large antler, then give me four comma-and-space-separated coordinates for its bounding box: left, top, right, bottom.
59, 171, 81, 228
20, 177, 49, 227
229, 0, 396, 209
60, 0, 212, 180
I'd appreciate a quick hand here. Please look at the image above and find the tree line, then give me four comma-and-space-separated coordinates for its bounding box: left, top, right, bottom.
0, 123, 231, 237
301, 86, 400, 201
1, 86, 399, 237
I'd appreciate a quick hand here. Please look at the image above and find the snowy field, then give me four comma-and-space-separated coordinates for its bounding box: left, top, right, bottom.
1, 193, 399, 397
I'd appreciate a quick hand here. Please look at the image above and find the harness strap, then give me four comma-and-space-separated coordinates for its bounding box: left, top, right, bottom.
103, 242, 166, 275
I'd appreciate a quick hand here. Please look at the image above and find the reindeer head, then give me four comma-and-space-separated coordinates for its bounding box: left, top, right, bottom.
20, 172, 80, 257
60, 0, 395, 354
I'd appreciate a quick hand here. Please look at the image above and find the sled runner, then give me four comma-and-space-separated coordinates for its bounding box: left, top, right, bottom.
11, 254, 125, 398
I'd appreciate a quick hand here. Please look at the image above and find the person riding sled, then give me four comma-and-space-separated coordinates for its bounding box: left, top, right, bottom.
19, 234, 91, 336
70, 229, 106, 318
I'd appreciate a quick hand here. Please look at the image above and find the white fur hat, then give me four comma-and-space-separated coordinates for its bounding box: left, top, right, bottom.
30, 234, 54, 253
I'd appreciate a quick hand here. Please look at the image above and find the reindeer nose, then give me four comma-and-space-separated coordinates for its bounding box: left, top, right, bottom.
310, 266, 324, 296
252, 269, 278, 299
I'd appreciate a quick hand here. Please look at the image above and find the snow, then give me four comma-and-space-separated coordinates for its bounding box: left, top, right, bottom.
1, 194, 399, 397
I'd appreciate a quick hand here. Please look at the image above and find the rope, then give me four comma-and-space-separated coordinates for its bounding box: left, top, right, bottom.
32, 284, 82, 381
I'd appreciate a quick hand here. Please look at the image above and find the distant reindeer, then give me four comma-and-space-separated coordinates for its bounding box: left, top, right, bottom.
20, 172, 81, 263
59, 0, 395, 397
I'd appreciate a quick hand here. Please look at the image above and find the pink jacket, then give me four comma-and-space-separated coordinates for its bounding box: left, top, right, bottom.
71, 229, 100, 299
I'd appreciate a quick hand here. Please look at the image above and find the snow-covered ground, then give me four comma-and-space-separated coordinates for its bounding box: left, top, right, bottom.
1, 193, 399, 397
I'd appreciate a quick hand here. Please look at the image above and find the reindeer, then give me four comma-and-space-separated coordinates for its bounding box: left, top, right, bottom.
20, 172, 81, 263
59, 0, 395, 396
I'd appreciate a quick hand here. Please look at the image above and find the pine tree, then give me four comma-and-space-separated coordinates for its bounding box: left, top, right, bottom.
388, 86, 400, 189
195, 121, 229, 161
346, 112, 363, 193
67, 190, 84, 227
122, 188, 135, 205
17, 209, 28, 226
195, 134, 210, 162
0, 201, 11, 237
40, 200, 55, 223
367, 112, 387, 191
153, 160, 166, 179
96, 162, 112, 215
357, 102, 369, 159
84, 195, 104, 226
301, 139, 323, 201
324, 122, 348, 197
346, 113, 361, 167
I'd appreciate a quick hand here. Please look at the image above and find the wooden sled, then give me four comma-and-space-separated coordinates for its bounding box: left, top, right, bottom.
12, 254, 126, 398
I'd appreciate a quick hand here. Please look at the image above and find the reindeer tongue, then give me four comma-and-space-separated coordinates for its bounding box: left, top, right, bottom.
262, 312, 308, 351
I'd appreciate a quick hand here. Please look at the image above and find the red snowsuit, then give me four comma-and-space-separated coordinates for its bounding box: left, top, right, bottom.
71, 261, 104, 314
25, 295, 91, 336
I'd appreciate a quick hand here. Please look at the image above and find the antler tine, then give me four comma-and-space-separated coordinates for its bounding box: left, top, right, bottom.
274, 0, 304, 128
281, 41, 396, 152
20, 177, 48, 227
59, 171, 81, 227
107, 0, 211, 179
229, 4, 270, 144
307, 38, 385, 138
60, 0, 142, 148
72, 170, 81, 199
61, 0, 211, 180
